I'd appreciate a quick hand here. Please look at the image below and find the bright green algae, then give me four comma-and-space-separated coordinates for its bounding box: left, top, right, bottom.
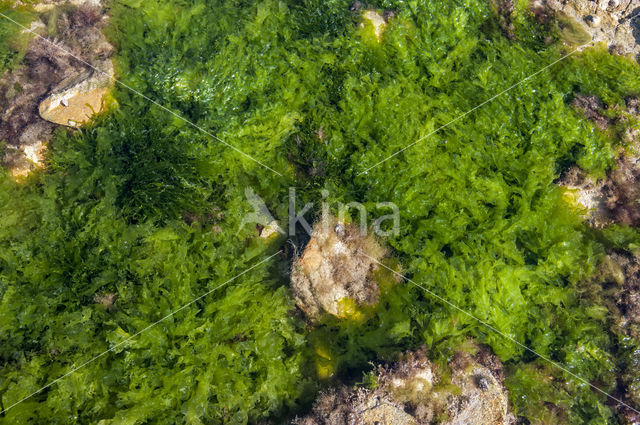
1, 0, 640, 423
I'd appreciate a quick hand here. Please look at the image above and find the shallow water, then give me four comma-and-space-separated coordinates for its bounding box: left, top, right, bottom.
1, 0, 640, 423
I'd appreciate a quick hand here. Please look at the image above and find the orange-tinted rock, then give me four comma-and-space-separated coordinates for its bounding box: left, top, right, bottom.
38, 63, 113, 127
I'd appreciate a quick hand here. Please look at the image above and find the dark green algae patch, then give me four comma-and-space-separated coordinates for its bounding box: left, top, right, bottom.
1, 0, 640, 423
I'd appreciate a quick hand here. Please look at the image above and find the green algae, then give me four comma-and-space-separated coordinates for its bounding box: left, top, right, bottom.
1, 0, 640, 423
0, 1, 34, 74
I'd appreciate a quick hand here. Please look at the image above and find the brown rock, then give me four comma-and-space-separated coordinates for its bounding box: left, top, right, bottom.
94, 292, 117, 309
490, 0, 516, 39
572, 94, 610, 130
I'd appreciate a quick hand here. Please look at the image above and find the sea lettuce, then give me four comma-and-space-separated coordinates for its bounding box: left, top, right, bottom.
1, 0, 640, 423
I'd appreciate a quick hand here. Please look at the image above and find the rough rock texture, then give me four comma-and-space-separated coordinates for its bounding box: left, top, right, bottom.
572, 94, 611, 130
0, 0, 114, 178
93, 292, 117, 309
608, 252, 640, 327
290, 217, 388, 321
539, 0, 640, 58
294, 386, 418, 425
294, 345, 515, 425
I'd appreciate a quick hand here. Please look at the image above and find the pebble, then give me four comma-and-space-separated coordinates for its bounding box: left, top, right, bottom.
587, 15, 601, 27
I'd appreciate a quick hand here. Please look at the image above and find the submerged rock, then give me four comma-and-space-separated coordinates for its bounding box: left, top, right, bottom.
0, 1, 114, 178
38, 61, 113, 127
539, 0, 640, 59
93, 292, 117, 310
294, 345, 515, 425
290, 217, 389, 321
585, 252, 640, 424
361, 10, 387, 42
572, 94, 611, 130
490, 0, 516, 39
258, 220, 283, 239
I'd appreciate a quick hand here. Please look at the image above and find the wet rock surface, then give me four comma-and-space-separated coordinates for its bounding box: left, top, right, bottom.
290, 217, 389, 321
539, 0, 640, 58
0, 0, 114, 178
294, 345, 515, 425
361, 9, 387, 42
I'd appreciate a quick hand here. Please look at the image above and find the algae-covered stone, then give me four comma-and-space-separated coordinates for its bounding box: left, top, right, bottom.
294, 345, 516, 425
290, 216, 389, 321
1, 1, 115, 178
539, 0, 640, 58
362, 10, 387, 42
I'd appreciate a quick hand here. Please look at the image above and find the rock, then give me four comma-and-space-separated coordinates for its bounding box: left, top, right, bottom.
359, 402, 418, 425
290, 216, 389, 321
1, 1, 115, 178
558, 166, 613, 227
572, 94, 610, 130
94, 292, 117, 309
294, 345, 516, 425
541, 0, 640, 59
38, 60, 113, 127
361, 10, 388, 42
587, 14, 602, 27
3, 141, 46, 178
594, 252, 640, 329
32, 0, 103, 12
444, 359, 511, 425
584, 252, 640, 424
